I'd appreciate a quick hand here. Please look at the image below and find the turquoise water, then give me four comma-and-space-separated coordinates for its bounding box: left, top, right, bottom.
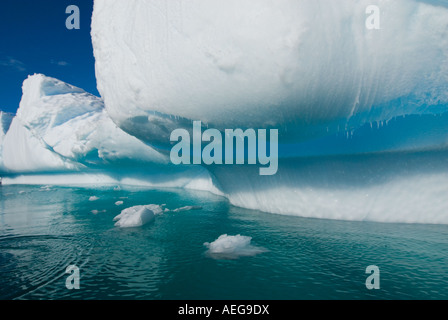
0, 184, 447, 300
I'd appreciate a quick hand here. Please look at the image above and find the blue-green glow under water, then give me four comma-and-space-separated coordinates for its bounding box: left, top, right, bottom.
0, 185, 447, 300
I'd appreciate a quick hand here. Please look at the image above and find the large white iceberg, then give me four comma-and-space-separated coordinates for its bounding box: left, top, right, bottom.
92, 0, 448, 146
88, 0, 448, 224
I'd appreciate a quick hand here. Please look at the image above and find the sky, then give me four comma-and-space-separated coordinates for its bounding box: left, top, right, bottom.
0, 0, 98, 114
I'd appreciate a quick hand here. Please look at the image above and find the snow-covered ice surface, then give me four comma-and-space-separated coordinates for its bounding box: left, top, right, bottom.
92, 0, 448, 146
113, 204, 164, 228
204, 234, 267, 260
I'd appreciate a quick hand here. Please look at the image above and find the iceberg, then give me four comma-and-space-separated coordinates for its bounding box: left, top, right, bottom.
1, 74, 166, 173
92, 0, 448, 146
89, 0, 448, 224
0, 74, 219, 194
1, 1, 448, 224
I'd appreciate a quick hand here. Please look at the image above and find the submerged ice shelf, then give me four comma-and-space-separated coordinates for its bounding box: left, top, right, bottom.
2, 0, 448, 224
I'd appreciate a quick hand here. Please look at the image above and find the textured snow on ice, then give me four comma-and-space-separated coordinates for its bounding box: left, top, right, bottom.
92, 0, 448, 146
204, 234, 266, 259
113, 204, 163, 228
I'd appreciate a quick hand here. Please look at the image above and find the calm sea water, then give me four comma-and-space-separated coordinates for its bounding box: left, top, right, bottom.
0, 184, 447, 300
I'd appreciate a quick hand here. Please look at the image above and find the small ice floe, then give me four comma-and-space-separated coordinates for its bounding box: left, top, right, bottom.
115, 201, 124, 206
18, 190, 26, 194
91, 209, 107, 215
204, 234, 267, 260
89, 196, 99, 201
40, 185, 52, 191
171, 206, 203, 213
113, 185, 121, 191
113, 204, 163, 228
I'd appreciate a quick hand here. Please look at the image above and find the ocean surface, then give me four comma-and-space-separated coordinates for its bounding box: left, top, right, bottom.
0, 184, 447, 300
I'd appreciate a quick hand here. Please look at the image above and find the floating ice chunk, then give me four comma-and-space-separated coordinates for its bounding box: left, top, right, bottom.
91, 209, 106, 215
172, 206, 203, 213
113, 204, 163, 228
204, 234, 266, 259
89, 196, 99, 201
115, 201, 124, 206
